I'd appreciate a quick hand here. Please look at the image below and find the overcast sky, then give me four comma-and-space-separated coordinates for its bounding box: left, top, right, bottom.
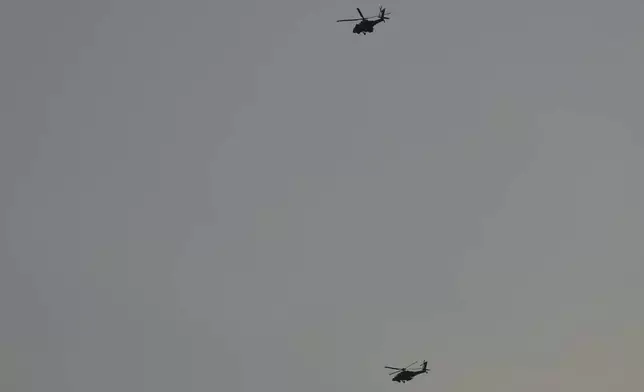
2, 1, 644, 392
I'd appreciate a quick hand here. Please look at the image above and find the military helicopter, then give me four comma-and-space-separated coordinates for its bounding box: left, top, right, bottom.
337, 6, 391, 35
385, 360, 430, 383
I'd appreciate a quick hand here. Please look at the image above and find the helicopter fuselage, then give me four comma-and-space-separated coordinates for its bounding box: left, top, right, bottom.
392, 370, 426, 383
352, 19, 383, 34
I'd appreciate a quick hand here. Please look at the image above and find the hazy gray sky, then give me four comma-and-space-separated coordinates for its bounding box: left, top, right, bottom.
2, 1, 643, 392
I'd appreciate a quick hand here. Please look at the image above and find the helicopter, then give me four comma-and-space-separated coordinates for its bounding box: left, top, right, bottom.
337, 6, 391, 35
385, 360, 430, 383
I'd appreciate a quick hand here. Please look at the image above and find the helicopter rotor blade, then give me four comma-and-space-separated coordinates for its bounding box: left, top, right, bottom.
364, 12, 391, 20
356, 8, 365, 19
404, 361, 418, 369
337, 18, 362, 22
389, 370, 403, 375
385, 366, 402, 370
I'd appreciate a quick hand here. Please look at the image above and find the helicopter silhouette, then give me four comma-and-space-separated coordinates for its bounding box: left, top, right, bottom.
337, 6, 391, 35
385, 360, 430, 383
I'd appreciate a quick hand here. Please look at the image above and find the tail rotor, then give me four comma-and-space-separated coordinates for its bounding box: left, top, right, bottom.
379, 5, 390, 22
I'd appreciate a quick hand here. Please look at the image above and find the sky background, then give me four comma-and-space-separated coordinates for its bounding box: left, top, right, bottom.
2, 1, 643, 392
